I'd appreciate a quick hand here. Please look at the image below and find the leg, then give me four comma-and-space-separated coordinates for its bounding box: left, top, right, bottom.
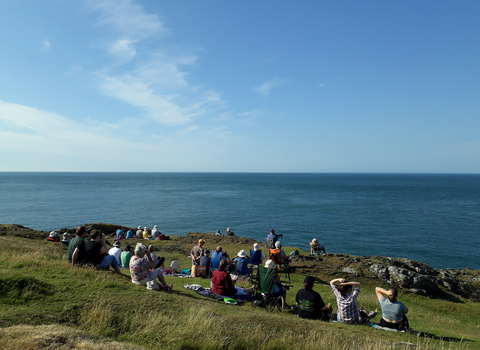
153, 269, 172, 290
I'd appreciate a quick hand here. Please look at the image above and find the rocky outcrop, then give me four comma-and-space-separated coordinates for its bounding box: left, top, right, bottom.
290, 254, 480, 301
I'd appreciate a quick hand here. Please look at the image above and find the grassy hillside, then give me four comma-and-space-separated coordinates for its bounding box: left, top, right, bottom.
0, 228, 479, 350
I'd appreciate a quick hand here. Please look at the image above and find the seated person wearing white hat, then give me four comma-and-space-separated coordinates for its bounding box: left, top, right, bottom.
233, 250, 253, 276
108, 241, 123, 265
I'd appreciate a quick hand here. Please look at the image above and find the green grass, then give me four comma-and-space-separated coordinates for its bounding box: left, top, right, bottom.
0, 233, 479, 350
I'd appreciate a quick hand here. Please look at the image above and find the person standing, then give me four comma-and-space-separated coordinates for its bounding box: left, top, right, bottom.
190, 239, 206, 265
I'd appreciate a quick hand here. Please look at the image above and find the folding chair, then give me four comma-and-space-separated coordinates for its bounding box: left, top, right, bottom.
269, 249, 291, 283
252, 266, 282, 312
250, 249, 263, 266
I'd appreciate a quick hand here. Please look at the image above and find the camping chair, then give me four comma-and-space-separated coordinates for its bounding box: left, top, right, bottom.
265, 238, 275, 249
250, 249, 263, 265
269, 250, 291, 283
252, 266, 282, 312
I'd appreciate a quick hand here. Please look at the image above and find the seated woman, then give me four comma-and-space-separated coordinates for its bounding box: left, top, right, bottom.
296, 276, 332, 320
264, 259, 290, 309
309, 238, 326, 254
329, 278, 363, 324
233, 250, 252, 276
130, 243, 172, 291
375, 287, 409, 330
211, 259, 254, 297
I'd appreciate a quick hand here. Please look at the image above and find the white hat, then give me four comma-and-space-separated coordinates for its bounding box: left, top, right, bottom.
153, 225, 157, 229
49, 231, 58, 238
237, 250, 247, 257
275, 241, 282, 249
113, 241, 121, 247
144, 227, 147, 230
138, 226, 142, 229
253, 243, 261, 251
264, 259, 276, 269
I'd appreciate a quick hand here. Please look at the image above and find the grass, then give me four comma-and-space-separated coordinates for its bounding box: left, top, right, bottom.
0, 232, 479, 350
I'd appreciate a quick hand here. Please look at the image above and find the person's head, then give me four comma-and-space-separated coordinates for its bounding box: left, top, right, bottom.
138, 226, 142, 230
205, 249, 211, 256
124, 244, 131, 252
134, 242, 147, 256
218, 259, 228, 271
226, 228, 231, 232
253, 243, 261, 251
215, 246, 222, 252
198, 239, 205, 247
304, 276, 315, 290
312, 238, 318, 243
264, 259, 276, 269
76, 225, 87, 237
275, 241, 282, 249
90, 229, 102, 241
148, 245, 154, 253
388, 288, 398, 302
216, 230, 221, 234
270, 229, 275, 234
338, 283, 353, 297
237, 250, 247, 258
113, 241, 121, 248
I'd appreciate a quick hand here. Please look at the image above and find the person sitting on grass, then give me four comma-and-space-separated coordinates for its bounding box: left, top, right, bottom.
130, 242, 172, 291
233, 250, 253, 276
264, 259, 290, 309
329, 278, 377, 324
211, 259, 254, 297
296, 276, 332, 320
148, 245, 165, 269
108, 241, 123, 265
68, 225, 88, 266
375, 287, 409, 330
126, 228, 134, 239
199, 249, 212, 276
121, 244, 133, 268
85, 230, 121, 273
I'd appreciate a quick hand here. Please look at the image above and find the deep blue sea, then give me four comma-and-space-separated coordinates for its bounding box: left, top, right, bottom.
0, 172, 479, 270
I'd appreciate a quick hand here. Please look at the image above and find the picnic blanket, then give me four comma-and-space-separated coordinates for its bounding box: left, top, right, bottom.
184, 284, 254, 303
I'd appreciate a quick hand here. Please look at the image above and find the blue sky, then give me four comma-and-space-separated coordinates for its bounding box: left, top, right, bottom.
0, 0, 479, 173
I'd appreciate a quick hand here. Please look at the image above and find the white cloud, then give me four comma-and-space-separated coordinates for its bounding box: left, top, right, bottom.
87, 0, 224, 126
253, 77, 283, 96
109, 38, 138, 60
87, 0, 165, 40
40, 40, 51, 51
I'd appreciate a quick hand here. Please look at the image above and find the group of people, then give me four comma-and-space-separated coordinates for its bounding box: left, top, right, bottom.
113, 225, 169, 240
65, 225, 409, 331
294, 276, 409, 330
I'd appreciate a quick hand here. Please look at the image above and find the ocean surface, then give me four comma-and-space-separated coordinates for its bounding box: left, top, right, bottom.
0, 172, 479, 270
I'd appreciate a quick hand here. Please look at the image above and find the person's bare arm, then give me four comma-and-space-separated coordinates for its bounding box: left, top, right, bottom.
72, 248, 79, 266
375, 287, 389, 301
330, 278, 344, 286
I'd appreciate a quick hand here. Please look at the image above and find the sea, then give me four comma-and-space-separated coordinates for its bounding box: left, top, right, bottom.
0, 172, 478, 270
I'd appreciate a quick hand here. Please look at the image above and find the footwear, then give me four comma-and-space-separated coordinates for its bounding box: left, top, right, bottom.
164, 284, 173, 292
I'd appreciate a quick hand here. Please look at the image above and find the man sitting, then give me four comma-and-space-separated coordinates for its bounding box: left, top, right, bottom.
85, 230, 121, 273
296, 276, 331, 320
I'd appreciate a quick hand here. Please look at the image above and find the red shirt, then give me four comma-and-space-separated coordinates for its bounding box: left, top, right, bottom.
211, 270, 235, 296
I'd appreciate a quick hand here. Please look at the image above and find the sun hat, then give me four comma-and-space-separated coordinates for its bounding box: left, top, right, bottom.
264, 259, 276, 269
113, 241, 121, 247
49, 231, 58, 237
237, 250, 247, 257
275, 241, 282, 249
312, 238, 318, 243
138, 226, 141, 229
253, 243, 261, 251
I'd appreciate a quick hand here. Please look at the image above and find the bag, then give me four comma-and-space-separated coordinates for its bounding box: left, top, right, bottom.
289, 250, 299, 257
146, 279, 160, 291
170, 260, 180, 272
191, 265, 207, 277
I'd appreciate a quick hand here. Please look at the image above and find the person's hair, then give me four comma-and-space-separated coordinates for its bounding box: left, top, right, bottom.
218, 259, 228, 271
388, 288, 398, 302
124, 244, 131, 252
216, 246, 222, 252
198, 239, 205, 245
275, 241, 282, 249
148, 245, 154, 252
134, 242, 147, 255
304, 282, 313, 290
90, 229, 101, 239
338, 283, 352, 297
270, 229, 275, 234
76, 225, 86, 236
205, 249, 211, 255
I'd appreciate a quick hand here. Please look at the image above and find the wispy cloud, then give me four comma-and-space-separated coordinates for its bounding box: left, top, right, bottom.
253, 77, 283, 96
40, 40, 51, 51
86, 0, 224, 126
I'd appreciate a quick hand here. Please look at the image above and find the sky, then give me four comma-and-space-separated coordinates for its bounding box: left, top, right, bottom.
0, 0, 479, 173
